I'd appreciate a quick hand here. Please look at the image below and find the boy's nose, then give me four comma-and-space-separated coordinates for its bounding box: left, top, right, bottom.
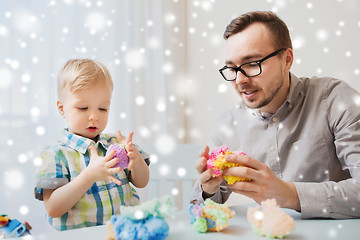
89, 112, 98, 121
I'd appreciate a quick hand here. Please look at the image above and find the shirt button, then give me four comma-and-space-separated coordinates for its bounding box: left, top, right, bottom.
289, 104, 293, 110
270, 146, 276, 151
272, 117, 277, 122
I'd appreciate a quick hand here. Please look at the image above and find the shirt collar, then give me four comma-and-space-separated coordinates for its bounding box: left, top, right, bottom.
60, 129, 110, 154
286, 72, 303, 105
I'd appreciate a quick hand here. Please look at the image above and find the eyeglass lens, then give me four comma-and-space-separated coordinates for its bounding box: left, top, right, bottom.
221, 62, 260, 80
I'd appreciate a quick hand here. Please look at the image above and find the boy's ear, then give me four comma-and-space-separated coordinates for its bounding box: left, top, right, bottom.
57, 100, 65, 118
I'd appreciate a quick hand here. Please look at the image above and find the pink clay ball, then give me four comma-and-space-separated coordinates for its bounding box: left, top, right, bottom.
107, 143, 129, 169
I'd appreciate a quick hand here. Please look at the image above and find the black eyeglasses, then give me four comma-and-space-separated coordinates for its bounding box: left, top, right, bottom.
219, 48, 286, 81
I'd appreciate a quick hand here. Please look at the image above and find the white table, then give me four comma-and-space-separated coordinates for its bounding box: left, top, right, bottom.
11, 204, 360, 239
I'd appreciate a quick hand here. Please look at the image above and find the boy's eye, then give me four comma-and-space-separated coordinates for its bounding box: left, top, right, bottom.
99, 108, 108, 111
78, 107, 88, 110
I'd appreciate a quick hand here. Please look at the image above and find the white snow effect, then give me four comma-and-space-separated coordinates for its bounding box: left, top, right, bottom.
254, 211, 264, 220
4, 169, 25, 190
200, 0, 213, 11
218, 83, 228, 93
18, 154, 28, 163
13, 10, 39, 34
156, 102, 167, 112
159, 164, 170, 176
85, 12, 107, 33
149, 154, 158, 164
293, 36, 305, 49
148, 37, 160, 50
164, 12, 176, 25
119, 112, 127, 119
1, 1, 360, 228
35, 126, 46, 136
125, 49, 145, 69
139, 126, 151, 138
274, 0, 286, 9
177, 167, 186, 177
0, 25, 8, 36
155, 134, 176, 155
316, 29, 328, 41
135, 96, 146, 106
7, 139, 14, 146
33, 157, 42, 167
19, 205, 29, 215
171, 188, 179, 195
0, 68, 12, 88
30, 107, 40, 117
134, 210, 144, 219
163, 62, 174, 74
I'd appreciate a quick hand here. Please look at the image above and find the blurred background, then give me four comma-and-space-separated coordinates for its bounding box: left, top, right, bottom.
0, 0, 359, 234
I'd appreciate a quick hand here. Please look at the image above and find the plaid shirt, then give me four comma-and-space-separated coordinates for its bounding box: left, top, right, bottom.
35, 129, 149, 231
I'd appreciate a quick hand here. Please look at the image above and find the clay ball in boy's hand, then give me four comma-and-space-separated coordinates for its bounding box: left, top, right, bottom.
107, 143, 129, 169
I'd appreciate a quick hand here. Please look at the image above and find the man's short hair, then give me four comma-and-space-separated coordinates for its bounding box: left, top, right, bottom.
223, 11, 292, 50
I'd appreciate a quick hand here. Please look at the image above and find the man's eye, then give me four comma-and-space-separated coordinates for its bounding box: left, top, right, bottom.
245, 62, 259, 68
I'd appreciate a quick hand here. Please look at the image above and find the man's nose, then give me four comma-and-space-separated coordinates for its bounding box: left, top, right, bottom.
235, 70, 250, 85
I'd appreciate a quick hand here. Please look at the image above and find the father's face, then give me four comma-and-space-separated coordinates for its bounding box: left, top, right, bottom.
224, 22, 291, 114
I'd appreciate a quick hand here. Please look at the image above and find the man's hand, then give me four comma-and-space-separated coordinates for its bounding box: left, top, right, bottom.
195, 146, 223, 197
222, 154, 300, 210
86, 146, 122, 185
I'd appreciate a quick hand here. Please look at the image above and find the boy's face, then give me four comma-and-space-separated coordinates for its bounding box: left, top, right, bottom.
57, 81, 112, 141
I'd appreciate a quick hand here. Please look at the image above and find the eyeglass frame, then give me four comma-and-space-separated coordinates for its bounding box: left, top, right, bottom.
219, 48, 286, 81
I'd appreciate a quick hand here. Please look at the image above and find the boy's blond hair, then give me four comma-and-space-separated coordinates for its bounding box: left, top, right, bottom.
57, 59, 113, 99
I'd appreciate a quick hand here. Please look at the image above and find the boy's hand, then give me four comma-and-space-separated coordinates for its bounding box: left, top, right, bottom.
116, 130, 143, 170
116, 130, 127, 146
195, 145, 223, 197
87, 146, 122, 185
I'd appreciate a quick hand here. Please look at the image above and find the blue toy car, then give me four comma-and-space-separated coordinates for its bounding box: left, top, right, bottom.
0, 215, 31, 238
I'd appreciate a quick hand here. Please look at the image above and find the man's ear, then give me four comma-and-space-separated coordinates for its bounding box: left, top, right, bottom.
57, 100, 65, 118
285, 48, 293, 70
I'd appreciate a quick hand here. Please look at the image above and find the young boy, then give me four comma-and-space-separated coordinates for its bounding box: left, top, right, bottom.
35, 59, 150, 230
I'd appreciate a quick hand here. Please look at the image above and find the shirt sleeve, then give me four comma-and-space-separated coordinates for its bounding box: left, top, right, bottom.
190, 179, 232, 204
135, 143, 150, 165
294, 180, 360, 219
34, 147, 70, 201
294, 79, 360, 219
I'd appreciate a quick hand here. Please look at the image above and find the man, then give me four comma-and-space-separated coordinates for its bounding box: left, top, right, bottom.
191, 11, 360, 219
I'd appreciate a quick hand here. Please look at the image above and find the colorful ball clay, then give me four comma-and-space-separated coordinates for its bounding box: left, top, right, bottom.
247, 199, 295, 238
189, 199, 235, 233
107, 143, 129, 169
106, 196, 174, 240
207, 145, 251, 184
107, 216, 169, 240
